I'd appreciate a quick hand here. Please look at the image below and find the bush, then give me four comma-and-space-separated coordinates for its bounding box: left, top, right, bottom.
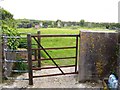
13, 62, 28, 71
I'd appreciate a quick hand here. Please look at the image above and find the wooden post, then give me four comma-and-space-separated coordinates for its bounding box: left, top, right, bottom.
37, 31, 41, 67
27, 34, 33, 85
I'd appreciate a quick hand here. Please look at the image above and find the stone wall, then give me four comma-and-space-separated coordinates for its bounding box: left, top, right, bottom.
78, 30, 118, 82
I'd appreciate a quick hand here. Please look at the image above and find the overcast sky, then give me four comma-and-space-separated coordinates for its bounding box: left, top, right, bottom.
0, 0, 120, 23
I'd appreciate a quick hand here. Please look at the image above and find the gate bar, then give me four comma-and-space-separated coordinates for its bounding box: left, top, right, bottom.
75, 36, 79, 72
37, 31, 41, 67
31, 34, 80, 37
31, 46, 76, 50
32, 65, 75, 70
32, 57, 76, 61
33, 72, 78, 78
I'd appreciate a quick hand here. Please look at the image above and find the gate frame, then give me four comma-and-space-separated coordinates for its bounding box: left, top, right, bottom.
27, 32, 80, 85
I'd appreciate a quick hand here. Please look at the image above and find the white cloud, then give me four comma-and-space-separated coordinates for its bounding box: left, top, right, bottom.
0, 0, 119, 22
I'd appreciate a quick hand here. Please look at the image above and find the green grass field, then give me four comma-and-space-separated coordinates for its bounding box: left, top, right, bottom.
17, 27, 116, 66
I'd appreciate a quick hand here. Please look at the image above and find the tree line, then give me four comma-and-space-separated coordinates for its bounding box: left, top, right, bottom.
16, 19, 120, 30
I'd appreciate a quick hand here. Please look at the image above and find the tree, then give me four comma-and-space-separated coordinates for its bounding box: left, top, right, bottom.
56, 19, 62, 28
1, 8, 16, 29
43, 21, 48, 28
80, 19, 85, 27
1, 8, 19, 50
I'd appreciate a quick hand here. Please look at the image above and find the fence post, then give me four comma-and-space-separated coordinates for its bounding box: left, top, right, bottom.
3, 35, 15, 78
27, 33, 33, 85
0, 34, 3, 83
37, 31, 41, 67
1, 35, 5, 81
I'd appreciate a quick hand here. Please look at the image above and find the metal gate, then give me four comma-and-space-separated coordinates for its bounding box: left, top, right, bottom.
27, 33, 79, 85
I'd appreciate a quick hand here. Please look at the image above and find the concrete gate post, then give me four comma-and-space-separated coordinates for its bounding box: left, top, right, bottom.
78, 30, 118, 82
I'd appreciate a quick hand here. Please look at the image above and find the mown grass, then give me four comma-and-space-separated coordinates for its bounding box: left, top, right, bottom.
17, 27, 116, 66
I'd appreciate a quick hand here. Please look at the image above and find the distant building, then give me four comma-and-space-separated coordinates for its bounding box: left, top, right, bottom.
39, 22, 43, 27
57, 22, 61, 28
35, 25, 40, 29
118, 1, 120, 23
64, 23, 67, 27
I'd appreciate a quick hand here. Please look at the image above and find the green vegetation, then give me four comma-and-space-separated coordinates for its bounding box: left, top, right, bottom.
1, 8, 19, 50
17, 28, 116, 66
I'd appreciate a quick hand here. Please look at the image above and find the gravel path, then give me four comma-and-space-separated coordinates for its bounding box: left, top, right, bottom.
0, 67, 103, 89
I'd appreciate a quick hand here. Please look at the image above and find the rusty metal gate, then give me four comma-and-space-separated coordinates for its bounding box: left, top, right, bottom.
27, 33, 79, 85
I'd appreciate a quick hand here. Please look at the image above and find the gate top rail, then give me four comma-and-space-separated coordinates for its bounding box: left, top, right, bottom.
31, 34, 80, 37
2, 36, 26, 39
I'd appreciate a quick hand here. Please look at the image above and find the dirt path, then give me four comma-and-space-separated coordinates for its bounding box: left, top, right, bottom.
0, 67, 103, 89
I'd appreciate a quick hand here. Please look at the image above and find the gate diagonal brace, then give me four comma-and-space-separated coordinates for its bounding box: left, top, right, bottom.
33, 37, 65, 75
